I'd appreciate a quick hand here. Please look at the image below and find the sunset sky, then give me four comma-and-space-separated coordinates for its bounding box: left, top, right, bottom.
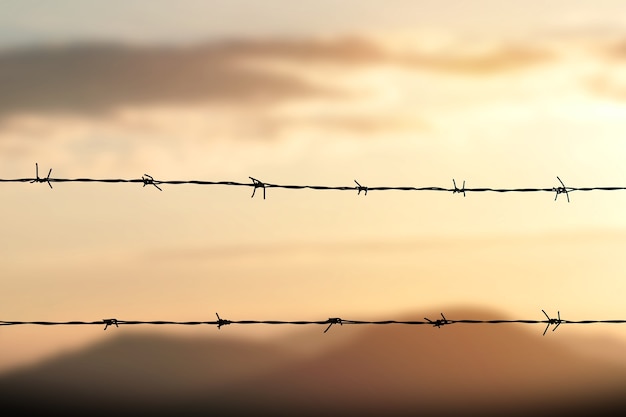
2, 0, 626, 373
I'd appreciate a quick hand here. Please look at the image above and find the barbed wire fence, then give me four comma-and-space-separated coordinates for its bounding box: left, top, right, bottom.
3, 165, 626, 338
3, 163, 626, 201
3, 311, 626, 336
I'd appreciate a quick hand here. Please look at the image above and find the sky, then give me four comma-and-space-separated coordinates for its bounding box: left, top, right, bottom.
2, 0, 626, 373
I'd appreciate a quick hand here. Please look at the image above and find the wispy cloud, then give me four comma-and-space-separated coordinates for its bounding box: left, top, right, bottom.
597, 37, 626, 61
205, 37, 555, 74
583, 38, 626, 101
586, 75, 626, 101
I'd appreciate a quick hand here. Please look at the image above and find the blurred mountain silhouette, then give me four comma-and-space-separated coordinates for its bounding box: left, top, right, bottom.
2, 307, 626, 417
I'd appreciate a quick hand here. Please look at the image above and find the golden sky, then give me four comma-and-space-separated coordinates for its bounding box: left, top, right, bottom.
2, 0, 626, 373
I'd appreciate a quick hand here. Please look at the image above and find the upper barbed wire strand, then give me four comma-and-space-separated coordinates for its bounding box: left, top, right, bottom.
3, 164, 626, 201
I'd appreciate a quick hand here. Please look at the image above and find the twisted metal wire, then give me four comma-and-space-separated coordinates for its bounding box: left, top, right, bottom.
3, 163, 626, 201
2, 310, 626, 336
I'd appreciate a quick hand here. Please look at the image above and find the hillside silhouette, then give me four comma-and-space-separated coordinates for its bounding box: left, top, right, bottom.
1, 307, 626, 417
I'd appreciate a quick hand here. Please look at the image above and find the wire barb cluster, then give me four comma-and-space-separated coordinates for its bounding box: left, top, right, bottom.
103, 318, 118, 330
324, 317, 343, 333
29, 163, 53, 189
553, 176, 570, 203
542, 309, 563, 335
142, 174, 162, 191
425, 313, 451, 328
452, 179, 465, 197
215, 312, 231, 329
5, 163, 626, 202
354, 180, 367, 196
249, 177, 266, 199
3, 310, 626, 336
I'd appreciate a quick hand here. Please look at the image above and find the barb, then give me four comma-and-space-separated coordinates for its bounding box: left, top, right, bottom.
215, 312, 231, 329
354, 180, 368, 196
324, 317, 343, 333
103, 318, 118, 330
4, 166, 626, 201
142, 174, 162, 191
553, 176, 570, 202
542, 309, 563, 336
452, 179, 465, 197
249, 177, 266, 199
425, 313, 451, 328
29, 163, 53, 189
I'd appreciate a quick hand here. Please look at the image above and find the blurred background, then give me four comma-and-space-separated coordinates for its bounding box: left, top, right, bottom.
1, 1, 626, 414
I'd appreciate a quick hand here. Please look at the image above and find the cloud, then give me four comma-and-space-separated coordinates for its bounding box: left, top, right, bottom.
598, 38, 626, 61
231, 37, 554, 74
0, 42, 338, 121
583, 38, 626, 101
586, 75, 626, 101
403, 44, 554, 74
0, 37, 556, 121
214, 36, 555, 74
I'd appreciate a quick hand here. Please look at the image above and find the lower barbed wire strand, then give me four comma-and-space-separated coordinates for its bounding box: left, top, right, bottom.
2, 317, 626, 328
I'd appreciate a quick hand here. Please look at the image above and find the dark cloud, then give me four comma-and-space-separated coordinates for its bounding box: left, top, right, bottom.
0, 38, 555, 120
0, 42, 338, 120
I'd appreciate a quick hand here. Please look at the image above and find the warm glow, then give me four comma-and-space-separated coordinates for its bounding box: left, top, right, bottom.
2, 8, 626, 414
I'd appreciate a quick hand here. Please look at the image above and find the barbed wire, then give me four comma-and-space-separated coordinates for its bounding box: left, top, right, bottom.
3, 163, 626, 201
3, 310, 626, 336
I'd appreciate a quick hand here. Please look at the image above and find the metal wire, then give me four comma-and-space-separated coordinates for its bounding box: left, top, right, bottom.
2, 310, 625, 336
4, 163, 626, 201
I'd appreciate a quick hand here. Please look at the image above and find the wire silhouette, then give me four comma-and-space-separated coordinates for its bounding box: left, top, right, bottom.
553, 176, 569, 202
3, 310, 626, 336
29, 163, 52, 189
5, 163, 626, 201
354, 180, 368, 196
425, 313, 451, 328
324, 317, 343, 333
4, 165, 626, 341
249, 177, 266, 199
215, 312, 231, 329
103, 318, 119, 330
452, 179, 465, 197
542, 309, 563, 336
142, 174, 162, 191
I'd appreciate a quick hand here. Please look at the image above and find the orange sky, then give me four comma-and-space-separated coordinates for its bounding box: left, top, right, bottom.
2, 1, 626, 373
